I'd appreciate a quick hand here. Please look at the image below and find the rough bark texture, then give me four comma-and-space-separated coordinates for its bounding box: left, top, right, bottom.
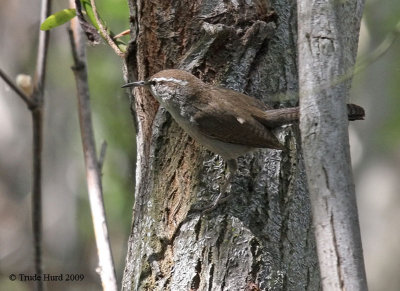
123, 0, 320, 290
297, 0, 367, 290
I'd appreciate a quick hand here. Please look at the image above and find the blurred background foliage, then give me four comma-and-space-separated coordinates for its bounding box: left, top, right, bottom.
1, 0, 133, 290
0, 0, 399, 290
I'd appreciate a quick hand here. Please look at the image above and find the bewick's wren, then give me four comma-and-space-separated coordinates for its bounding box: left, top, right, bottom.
123, 69, 365, 212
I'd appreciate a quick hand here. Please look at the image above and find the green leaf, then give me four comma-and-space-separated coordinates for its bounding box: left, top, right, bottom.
81, 0, 100, 30
40, 9, 76, 31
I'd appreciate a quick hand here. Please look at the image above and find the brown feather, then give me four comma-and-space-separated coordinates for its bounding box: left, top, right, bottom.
193, 87, 284, 149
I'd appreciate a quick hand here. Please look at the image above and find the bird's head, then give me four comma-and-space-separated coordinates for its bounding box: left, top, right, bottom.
122, 69, 205, 104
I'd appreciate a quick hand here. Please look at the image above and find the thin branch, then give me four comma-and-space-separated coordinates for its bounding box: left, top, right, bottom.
31, 1, 52, 290
33, 0, 52, 103
353, 19, 400, 76
68, 1, 117, 290
1, 3, 51, 290
113, 29, 130, 39
90, 0, 126, 58
314, 19, 400, 95
74, 0, 101, 44
0, 68, 36, 109
31, 107, 44, 291
98, 141, 108, 171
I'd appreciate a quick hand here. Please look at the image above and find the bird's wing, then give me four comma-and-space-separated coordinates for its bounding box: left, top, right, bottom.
193, 90, 284, 149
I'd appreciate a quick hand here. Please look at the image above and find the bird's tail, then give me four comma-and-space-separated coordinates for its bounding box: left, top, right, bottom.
347, 103, 365, 121
257, 104, 365, 128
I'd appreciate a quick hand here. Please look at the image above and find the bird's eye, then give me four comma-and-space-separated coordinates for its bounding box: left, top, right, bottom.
149, 80, 156, 86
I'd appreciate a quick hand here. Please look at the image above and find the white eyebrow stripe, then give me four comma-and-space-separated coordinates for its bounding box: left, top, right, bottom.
151, 77, 188, 86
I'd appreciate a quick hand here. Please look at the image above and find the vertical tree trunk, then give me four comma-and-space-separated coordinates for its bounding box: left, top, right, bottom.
297, 0, 367, 290
122, 0, 320, 290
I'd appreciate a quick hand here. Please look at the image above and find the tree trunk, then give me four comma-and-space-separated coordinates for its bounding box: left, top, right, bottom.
297, 0, 367, 290
122, 0, 320, 290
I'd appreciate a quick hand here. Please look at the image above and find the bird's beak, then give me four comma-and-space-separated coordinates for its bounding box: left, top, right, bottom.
121, 80, 148, 88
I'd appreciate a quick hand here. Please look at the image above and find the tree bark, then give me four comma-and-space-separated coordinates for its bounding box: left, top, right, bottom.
297, 0, 367, 290
122, 0, 320, 290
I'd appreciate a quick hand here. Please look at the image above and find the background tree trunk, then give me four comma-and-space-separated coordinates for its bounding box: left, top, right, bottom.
122, 0, 320, 290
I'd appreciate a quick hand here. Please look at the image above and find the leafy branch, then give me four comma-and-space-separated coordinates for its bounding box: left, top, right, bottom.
41, 0, 126, 57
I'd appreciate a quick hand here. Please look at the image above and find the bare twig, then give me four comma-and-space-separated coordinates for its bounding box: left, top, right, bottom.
352, 19, 400, 76
1, 3, 51, 290
30, 1, 52, 290
33, 0, 51, 102
90, 0, 126, 58
0, 69, 36, 109
113, 29, 130, 39
68, 1, 117, 290
98, 141, 108, 171
31, 107, 44, 291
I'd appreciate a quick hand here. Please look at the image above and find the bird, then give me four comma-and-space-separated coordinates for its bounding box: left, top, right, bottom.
123, 69, 365, 212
